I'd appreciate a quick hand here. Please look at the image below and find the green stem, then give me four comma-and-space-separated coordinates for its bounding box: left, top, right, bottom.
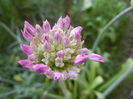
92, 7, 133, 52
103, 65, 133, 97
83, 7, 133, 71
59, 81, 70, 99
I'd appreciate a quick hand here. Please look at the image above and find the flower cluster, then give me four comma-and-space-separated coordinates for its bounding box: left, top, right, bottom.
18, 15, 104, 81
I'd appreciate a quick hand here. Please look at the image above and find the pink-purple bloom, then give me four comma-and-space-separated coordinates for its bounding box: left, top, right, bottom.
89, 53, 104, 63
43, 41, 51, 50
53, 72, 61, 81
43, 20, 51, 33
33, 64, 48, 74
43, 34, 50, 42
68, 70, 78, 79
63, 36, 69, 47
18, 15, 105, 81
57, 50, 65, 58
24, 21, 36, 35
79, 48, 90, 55
74, 54, 87, 65
35, 24, 44, 34
54, 31, 62, 42
21, 29, 33, 41
63, 15, 70, 28
20, 44, 33, 56
18, 59, 32, 68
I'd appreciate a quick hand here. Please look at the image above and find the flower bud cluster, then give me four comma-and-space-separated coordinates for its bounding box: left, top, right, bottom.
18, 15, 104, 81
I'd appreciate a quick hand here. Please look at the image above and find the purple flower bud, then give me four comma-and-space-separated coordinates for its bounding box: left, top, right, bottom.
68, 70, 78, 79
74, 54, 87, 65
33, 64, 48, 74
21, 29, 33, 41
24, 21, 36, 35
20, 44, 33, 56
69, 26, 74, 31
54, 31, 62, 42
89, 53, 104, 63
71, 26, 83, 34
35, 24, 44, 34
44, 67, 53, 77
56, 50, 65, 58
43, 34, 50, 42
79, 48, 90, 55
63, 36, 69, 47
57, 17, 63, 28
74, 32, 81, 42
28, 54, 37, 62
43, 20, 51, 33
63, 15, 70, 28
53, 71, 61, 81
44, 41, 51, 50
18, 59, 32, 68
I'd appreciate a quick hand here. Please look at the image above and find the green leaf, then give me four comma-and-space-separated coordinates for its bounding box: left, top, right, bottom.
95, 91, 105, 99
91, 76, 104, 89
131, 0, 133, 7
89, 61, 100, 82
98, 58, 133, 97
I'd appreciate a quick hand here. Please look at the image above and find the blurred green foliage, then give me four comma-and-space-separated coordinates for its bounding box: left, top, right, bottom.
0, 0, 133, 99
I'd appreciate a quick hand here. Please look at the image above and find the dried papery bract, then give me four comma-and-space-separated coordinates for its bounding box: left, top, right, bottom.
18, 15, 104, 81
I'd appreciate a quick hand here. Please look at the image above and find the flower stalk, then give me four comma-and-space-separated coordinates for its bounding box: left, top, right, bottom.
59, 81, 70, 99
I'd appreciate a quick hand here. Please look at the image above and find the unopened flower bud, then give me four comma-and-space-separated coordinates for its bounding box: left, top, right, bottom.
74, 54, 87, 65
63, 36, 69, 47
33, 64, 48, 74
54, 31, 62, 42
53, 71, 61, 81
35, 24, 44, 34
68, 70, 78, 79
21, 29, 33, 41
43, 20, 51, 33
79, 48, 90, 55
56, 50, 65, 58
89, 53, 104, 63
70, 26, 83, 37
44, 41, 51, 50
43, 34, 50, 42
20, 44, 33, 56
18, 59, 32, 68
74, 32, 81, 42
24, 21, 36, 35
63, 15, 70, 28
57, 17, 63, 28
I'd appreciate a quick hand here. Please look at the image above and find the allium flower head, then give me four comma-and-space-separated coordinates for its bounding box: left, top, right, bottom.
18, 15, 105, 81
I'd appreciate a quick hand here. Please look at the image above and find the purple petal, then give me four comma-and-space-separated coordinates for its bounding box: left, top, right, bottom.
18, 59, 32, 68
20, 44, 33, 56
43, 41, 51, 50
35, 24, 44, 34
63, 15, 70, 28
74, 54, 87, 65
56, 50, 65, 58
53, 72, 61, 81
89, 53, 105, 63
21, 29, 33, 41
63, 36, 69, 47
42, 20, 51, 33
24, 21, 36, 35
32, 64, 48, 74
